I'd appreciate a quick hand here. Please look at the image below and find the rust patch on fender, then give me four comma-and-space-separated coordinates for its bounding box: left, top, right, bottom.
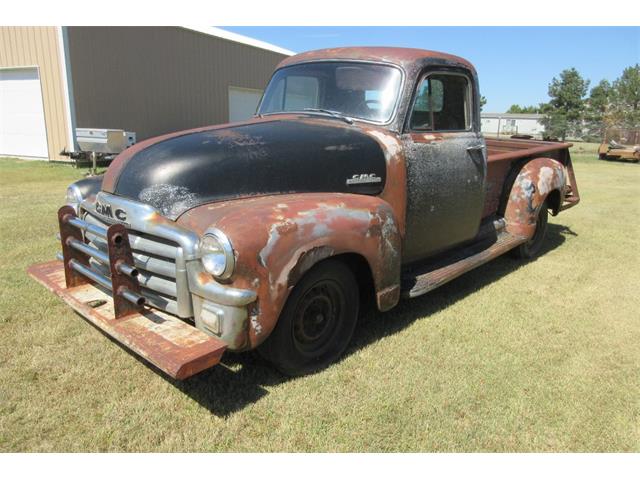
178, 193, 402, 349
287, 246, 336, 287
504, 157, 566, 238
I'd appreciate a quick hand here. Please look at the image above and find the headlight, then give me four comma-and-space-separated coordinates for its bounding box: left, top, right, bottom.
198, 228, 235, 280
65, 184, 83, 212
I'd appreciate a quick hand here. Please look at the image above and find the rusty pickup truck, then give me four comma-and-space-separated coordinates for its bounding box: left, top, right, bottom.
29, 47, 580, 378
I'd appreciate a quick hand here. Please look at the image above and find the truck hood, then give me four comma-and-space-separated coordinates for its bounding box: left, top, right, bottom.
102, 118, 388, 220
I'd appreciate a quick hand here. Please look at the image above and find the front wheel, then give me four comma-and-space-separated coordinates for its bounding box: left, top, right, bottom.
258, 259, 359, 376
511, 201, 549, 259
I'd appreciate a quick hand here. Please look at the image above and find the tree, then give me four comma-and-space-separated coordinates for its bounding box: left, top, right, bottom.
585, 79, 614, 141
612, 64, 640, 129
480, 95, 487, 112
507, 104, 541, 114
541, 68, 589, 141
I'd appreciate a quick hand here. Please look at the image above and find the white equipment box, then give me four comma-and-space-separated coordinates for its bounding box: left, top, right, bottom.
76, 128, 136, 154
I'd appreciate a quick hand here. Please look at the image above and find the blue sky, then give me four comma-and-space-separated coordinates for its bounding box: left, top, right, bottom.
223, 27, 639, 113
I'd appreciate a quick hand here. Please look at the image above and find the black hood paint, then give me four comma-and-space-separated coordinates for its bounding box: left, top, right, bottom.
112, 119, 388, 220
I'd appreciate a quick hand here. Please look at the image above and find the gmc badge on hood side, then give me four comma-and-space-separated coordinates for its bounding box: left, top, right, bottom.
346, 173, 383, 185
95, 201, 127, 223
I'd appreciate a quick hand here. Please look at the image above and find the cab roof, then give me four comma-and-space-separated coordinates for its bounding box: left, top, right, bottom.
277, 46, 475, 72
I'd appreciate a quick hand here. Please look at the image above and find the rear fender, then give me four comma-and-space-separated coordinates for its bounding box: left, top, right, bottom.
504, 157, 566, 238
179, 193, 402, 349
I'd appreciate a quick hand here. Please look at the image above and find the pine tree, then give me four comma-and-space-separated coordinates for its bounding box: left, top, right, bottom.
541, 68, 589, 141
507, 104, 541, 114
612, 64, 640, 129
585, 80, 613, 141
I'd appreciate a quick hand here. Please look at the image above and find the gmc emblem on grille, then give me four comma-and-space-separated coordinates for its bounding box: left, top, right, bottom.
96, 201, 127, 222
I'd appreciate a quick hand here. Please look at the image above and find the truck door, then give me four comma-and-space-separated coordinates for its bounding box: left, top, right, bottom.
401, 70, 486, 264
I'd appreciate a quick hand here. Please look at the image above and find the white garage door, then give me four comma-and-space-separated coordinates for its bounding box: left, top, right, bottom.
0, 68, 49, 158
228, 86, 263, 122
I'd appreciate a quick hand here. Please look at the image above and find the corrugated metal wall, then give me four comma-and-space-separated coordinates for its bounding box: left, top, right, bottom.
0, 26, 69, 160
67, 27, 288, 141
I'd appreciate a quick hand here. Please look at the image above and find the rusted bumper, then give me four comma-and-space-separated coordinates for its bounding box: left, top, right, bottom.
28, 260, 227, 380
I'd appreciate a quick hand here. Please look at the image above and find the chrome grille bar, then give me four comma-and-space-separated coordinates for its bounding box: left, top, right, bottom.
68, 216, 107, 239
67, 237, 109, 264
86, 233, 177, 278
66, 258, 145, 307
136, 270, 178, 298
80, 208, 191, 318
83, 214, 178, 259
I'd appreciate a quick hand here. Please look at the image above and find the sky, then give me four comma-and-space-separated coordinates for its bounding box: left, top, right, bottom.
223, 27, 639, 113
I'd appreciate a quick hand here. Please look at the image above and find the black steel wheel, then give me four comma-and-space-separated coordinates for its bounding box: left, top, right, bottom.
258, 259, 359, 376
511, 200, 549, 259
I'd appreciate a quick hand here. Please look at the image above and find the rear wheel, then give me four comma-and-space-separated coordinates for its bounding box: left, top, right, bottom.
511, 201, 549, 259
258, 259, 359, 376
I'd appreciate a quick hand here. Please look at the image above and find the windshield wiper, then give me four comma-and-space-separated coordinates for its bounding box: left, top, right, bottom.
303, 108, 354, 125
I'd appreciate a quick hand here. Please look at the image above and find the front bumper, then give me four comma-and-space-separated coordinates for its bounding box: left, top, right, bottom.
28, 260, 227, 380
28, 195, 258, 379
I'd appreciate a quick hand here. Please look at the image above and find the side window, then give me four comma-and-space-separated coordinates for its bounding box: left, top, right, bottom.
410, 73, 471, 131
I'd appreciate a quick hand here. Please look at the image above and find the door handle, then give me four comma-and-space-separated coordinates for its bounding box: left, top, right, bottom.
467, 144, 486, 168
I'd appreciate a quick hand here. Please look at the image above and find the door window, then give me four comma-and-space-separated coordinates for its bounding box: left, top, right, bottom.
409, 73, 471, 131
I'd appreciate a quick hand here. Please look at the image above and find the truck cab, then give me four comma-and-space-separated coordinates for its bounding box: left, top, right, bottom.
30, 47, 580, 379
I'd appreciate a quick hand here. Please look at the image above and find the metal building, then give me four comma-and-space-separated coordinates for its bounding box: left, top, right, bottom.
481, 113, 545, 138
0, 26, 293, 161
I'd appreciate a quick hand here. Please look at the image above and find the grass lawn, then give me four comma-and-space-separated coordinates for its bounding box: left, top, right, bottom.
0, 145, 638, 452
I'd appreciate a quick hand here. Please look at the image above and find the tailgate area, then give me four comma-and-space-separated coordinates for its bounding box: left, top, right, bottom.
28, 260, 227, 380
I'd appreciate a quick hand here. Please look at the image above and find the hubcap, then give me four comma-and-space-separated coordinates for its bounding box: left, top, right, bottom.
292, 280, 344, 356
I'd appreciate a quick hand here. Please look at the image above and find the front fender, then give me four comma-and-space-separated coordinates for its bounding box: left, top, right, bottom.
178, 193, 402, 349
504, 157, 566, 238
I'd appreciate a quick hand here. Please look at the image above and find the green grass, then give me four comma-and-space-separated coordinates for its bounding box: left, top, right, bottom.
1, 146, 638, 452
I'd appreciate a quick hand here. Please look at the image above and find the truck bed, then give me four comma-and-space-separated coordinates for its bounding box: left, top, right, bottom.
483, 137, 574, 219
486, 137, 572, 162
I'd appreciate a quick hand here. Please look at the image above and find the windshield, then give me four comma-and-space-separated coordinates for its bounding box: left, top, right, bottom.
258, 62, 402, 123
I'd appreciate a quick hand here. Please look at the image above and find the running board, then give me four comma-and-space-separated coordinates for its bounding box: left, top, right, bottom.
401, 231, 527, 298
28, 260, 227, 380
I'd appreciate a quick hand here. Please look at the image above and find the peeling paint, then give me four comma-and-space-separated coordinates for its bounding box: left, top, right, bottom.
504, 157, 567, 238
367, 129, 403, 162
139, 184, 199, 218
250, 310, 263, 336
180, 192, 402, 348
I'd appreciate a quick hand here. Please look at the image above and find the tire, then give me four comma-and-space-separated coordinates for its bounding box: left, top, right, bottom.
511, 201, 549, 259
258, 259, 359, 376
